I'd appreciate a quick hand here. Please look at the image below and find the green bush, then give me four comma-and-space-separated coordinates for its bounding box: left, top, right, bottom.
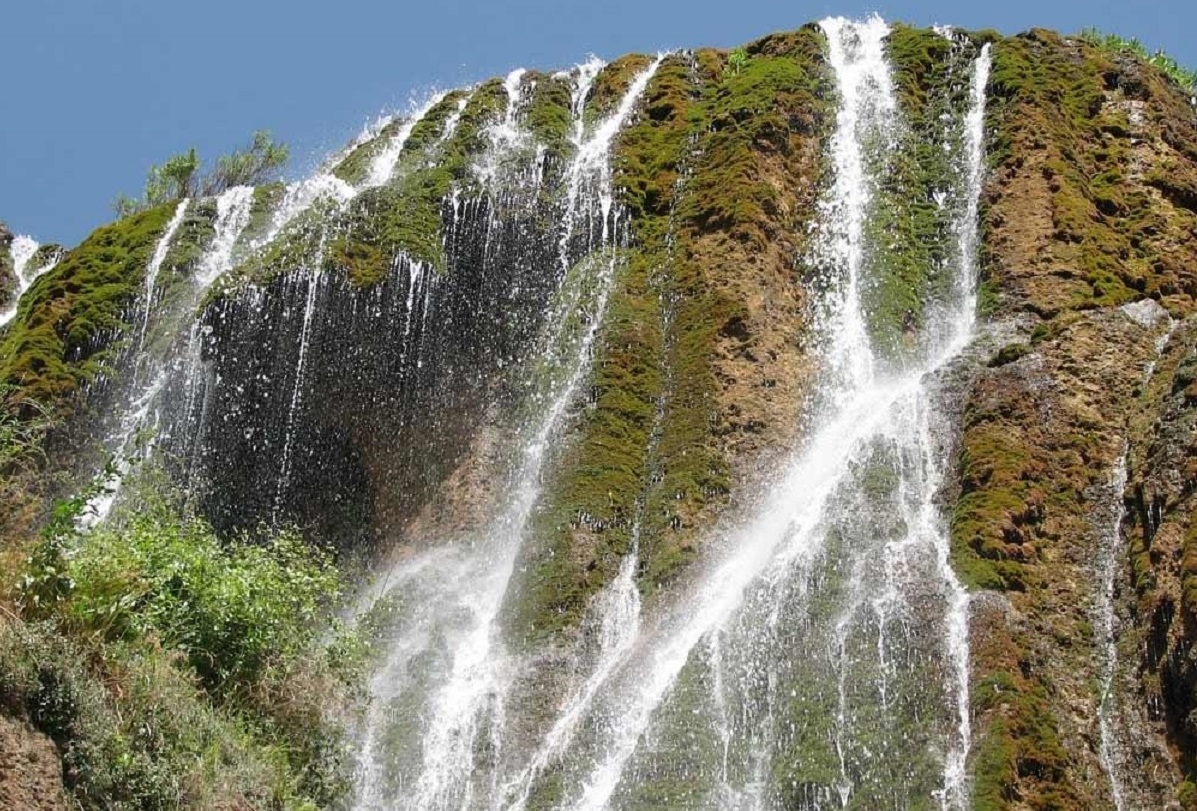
0, 619, 333, 810
40, 512, 340, 693
9, 489, 362, 809
116, 131, 289, 217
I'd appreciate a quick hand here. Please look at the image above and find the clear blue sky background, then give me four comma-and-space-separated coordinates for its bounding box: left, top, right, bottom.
2, 0, 1194, 246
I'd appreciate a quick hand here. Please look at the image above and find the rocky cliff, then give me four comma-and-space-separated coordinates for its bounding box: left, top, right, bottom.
2, 18, 1196, 811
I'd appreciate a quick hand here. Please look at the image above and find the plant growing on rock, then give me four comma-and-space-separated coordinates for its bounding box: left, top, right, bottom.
1078, 27, 1197, 93
203, 130, 290, 194
727, 46, 749, 75
6, 481, 363, 809
114, 131, 289, 217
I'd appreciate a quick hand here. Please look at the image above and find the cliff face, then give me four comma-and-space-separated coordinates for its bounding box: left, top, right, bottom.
955, 29, 1197, 810
3, 19, 1197, 811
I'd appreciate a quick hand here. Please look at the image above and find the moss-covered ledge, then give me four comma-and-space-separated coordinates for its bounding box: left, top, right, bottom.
0, 206, 178, 415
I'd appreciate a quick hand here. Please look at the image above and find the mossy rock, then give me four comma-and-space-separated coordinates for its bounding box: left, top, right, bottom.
0, 205, 177, 414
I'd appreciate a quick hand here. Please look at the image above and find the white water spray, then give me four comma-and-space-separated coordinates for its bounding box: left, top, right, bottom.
352, 55, 664, 811
1, 235, 62, 327
138, 198, 190, 349
363, 92, 450, 189
80, 185, 257, 528
1096, 454, 1129, 811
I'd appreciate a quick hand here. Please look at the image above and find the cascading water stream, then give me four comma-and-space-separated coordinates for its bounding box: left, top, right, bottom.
936, 42, 990, 809
272, 267, 324, 525
9, 236, 41, 284
196, 185, 255, 286
1092, 302, 1175, 810
1096, 454, 1129, 811
364, 91, 451, 190
257, 93, 444, 249
78, 186, 256, 528
352, 55, 663, 811
137, 198, 189, 350
1, 235, 62, 327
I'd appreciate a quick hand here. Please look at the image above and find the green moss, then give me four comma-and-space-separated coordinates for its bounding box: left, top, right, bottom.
679, 31, 827, 244
608, 653, 723, 809
330, 175, 448, 281
30, 243, 65, 271
404, 89, 472, 155
972, 717, 1017, 811
949, 411, 1050, 593
513, 30, 834, 639
332, 120, 403, 187
0, 206, 176, 413
585, 54, 654, 130
968, 679, 1079, 810
1181, 518, 1197, 613
332, 90, 472, 187
162, 198, 217, 273
324, 82, 522, 284
511, 248, 662, 639
866, 26, 989, 357
237, 181, 285, 249
524, 71, 576, 158
990, 342, 1031, 367
1178, 780, 1197, 807
982, 29, 1197, 319
226, 203, 327, 289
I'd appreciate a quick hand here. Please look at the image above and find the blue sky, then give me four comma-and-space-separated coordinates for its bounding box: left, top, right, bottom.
2, 0, 1193, 246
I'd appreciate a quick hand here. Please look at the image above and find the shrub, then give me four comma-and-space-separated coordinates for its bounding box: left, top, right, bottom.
0, 386, 54, 592
10, 488, 361, 809
115, 131, 290, 217
204, 130, 289, 194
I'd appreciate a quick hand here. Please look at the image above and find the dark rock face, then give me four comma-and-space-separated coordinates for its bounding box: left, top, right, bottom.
170, 193, 566, 551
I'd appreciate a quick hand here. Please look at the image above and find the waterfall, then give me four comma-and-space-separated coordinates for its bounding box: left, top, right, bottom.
351, 55, 664, 811
443, 19, 988, 810
78, 185, 255, 528
1096, 454, 1129, 811
41, 16, 1002, 809
1, 235, 62, 327
196, 185, 254, 286
137, 198, 189, 350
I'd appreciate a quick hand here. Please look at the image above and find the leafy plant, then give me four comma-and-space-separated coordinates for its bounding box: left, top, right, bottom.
0, 385, 55, 584
9, 484, 361, 809
1078, 27, 1197, 94
727, 46, 749, 76
114, 131, 290, 217
204, 130, 289, 194
22, 499, 344, 693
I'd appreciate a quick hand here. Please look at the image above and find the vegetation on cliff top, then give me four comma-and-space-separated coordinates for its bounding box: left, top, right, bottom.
115, 131, 289, 218
1079, 27, 1197, 94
